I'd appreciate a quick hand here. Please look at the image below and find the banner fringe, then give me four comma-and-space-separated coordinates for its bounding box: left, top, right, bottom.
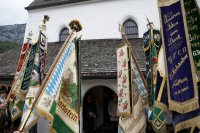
169, 98, 199, 114
157, 0, 179, 7
175, 116, 200, 133
154, 101, 168, 113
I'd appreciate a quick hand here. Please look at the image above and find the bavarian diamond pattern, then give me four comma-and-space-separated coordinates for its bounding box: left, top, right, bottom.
45, 41, 74, 98
131, 57, 148, 97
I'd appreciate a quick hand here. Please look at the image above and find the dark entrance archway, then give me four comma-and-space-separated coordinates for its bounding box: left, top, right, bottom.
83, 86, 118, 133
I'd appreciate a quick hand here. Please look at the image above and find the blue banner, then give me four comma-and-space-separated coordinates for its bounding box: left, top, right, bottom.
172, 82, 200, 132
159, 0, 198, 113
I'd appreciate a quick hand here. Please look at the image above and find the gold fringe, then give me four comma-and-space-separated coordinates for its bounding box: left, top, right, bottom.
169, 98, 199, 114
117, 112, 132, 117
143, 41, 151, 52
175, 116, 200, 133
154, 101, 169, 113
157, 0, 179, 7
119, 119, 146, 133
158, 0, 199, 114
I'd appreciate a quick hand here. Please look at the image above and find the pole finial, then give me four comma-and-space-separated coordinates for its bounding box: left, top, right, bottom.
40, 15, 50, 30
43, 15, 50, 25
118, 23, 126, 36
145, 15, 153, 29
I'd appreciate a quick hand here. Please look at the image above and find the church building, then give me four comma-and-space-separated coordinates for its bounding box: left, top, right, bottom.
0, 0, 160, 132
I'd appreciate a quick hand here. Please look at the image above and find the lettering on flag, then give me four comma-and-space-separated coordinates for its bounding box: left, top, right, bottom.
184, 0, 200, 77
158, 0, 199, 113
35, 37, 79, 133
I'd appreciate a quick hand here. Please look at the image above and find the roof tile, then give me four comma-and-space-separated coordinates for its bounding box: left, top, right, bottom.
26, 0, 94, 10
0, 39, 146, 77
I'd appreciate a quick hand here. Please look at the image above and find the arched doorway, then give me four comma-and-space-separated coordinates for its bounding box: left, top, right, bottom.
83, 85, 118, 133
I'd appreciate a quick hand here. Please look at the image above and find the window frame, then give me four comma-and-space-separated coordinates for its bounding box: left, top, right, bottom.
123, 19, 139, 39
59, 27, 69, 42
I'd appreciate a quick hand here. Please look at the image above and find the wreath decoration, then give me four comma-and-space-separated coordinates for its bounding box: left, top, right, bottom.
69, 20, 82, 32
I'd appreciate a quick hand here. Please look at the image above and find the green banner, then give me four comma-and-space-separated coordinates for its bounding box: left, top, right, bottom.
21, 43, 38, 91
184, 0, 200, 74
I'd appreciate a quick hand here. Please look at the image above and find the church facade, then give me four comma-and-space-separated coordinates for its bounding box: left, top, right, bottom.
0, 0, 160, 132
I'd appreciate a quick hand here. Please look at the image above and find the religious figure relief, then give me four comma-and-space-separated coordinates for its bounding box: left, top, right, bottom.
60, 66, 78, 110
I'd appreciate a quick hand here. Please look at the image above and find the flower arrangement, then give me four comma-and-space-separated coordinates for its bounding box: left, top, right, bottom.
69, 20, 82, 32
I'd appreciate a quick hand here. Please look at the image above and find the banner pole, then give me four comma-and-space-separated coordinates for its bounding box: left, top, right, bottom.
119, 24, 147, 89
18, 15, 54, 132
18, 30, 75, 132
18, 19, 83, 132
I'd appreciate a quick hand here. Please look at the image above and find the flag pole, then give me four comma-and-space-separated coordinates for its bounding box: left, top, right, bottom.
0, 31, 33, 117
6, 31, 32, 99
18, 15, 51, 132
75, 36, 82, 133
146, 17, 154, 105
18, 19, 82, 132
119, 24, 147, 89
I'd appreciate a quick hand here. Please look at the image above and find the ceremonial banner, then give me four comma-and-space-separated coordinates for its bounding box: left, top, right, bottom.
172, 82, 200, 132
117, 45, 131, 116
130, 52, 148, 99
9, 41, 39, 121
119, 46, 146, 133
35, 34, 79, 133
21, 30, 48, 131
52, 38, 79, 133
8, 57, 29, 121
143, 29, 160, 106
158, 0, 198, 113
143, 26, 166, 132
21, 51, 40, 131
154, 39, 200, 133
172, 106, 200, 132
154, 46, 169, 112
149, 45, 167, 132
3, 32, 32, 119
39, 32, 48, 83
20, 42, 39, 93
15, 42, 30, 81
184, 0, 200, 77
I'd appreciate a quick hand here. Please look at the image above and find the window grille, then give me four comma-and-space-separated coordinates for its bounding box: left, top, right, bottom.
59, 27, 69, 42
123, 19, 138, 39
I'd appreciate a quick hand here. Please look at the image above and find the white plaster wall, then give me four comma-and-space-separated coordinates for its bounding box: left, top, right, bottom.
24, 0, 160, 42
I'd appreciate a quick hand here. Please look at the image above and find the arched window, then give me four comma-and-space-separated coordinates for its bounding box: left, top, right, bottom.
123, 19, 138, 39
59, 27, 69, 42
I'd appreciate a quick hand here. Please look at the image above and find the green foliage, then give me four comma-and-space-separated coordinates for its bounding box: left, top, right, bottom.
69, 83, 78, 109
0, 41, 18, 53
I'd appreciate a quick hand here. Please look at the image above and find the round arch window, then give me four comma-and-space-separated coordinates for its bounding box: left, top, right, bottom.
59, 27, 69, 42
